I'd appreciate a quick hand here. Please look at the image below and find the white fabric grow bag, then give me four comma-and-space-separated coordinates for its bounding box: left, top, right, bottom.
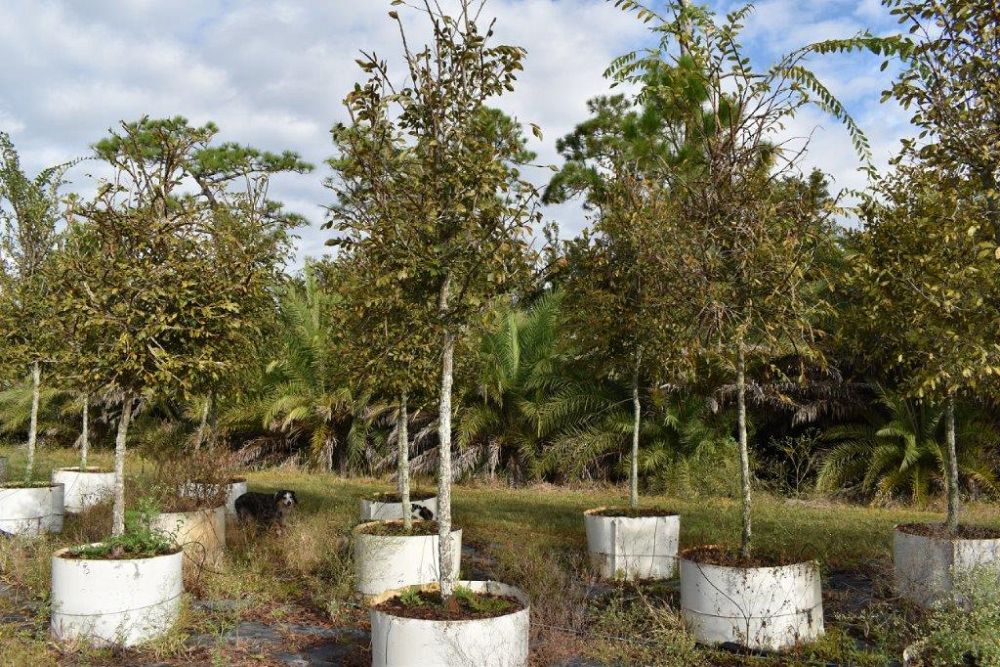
360, 495, 438, 521
370, 580, 530, 667
151, 506, 226, 570
894, 526, 1000, 607
354, 520, 461, 596
583, 507, 680, 580
0, 483, 64, 536
52, 468, 115, 513
680, 551, 824, 651
50, 546, 183, 647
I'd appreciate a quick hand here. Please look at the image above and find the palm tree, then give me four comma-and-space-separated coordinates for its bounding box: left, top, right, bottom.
817, 387, 999, 503
0, 376, 82, 447
225, 266, 361, 473
457, 291, 576, 481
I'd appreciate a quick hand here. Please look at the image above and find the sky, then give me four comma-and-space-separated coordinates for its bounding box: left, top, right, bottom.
0, 0, 911, 266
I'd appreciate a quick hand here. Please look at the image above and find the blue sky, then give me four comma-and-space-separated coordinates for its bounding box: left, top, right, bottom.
0, 0, 911, 266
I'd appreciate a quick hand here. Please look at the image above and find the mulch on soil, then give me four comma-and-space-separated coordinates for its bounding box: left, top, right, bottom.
896, 522, 1000, 540
374, 589, 524, 621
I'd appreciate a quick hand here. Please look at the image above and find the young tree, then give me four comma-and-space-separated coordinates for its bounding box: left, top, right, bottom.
0, 133, 69, 481
608, 0, 898, 558
850, 160, 1000, 531
546, 62, 705, 509
328, 0, 540, 599
58, 117, 307, 536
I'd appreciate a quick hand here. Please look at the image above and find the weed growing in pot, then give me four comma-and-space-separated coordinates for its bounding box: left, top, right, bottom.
68, 498, 175, 559
399, 587, 422, 607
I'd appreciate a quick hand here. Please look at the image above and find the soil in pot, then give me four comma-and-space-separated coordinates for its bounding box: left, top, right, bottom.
1, 481, 61, 489
357, 520, 442, 537
369, 490, 436, 502
65, 542, 181, 561
592, 507, 678, 518
897, 522, 1000, 540
375, 586, 525, 621
58, 467, 113, 473
683, 545, 795, 568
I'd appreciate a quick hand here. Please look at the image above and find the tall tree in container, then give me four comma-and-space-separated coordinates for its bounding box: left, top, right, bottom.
546, 66, 704, 511
608, 0, 900, 560
328, 1, 539, 600
58, 117, 306, 537
0, 133, 69, 482
852, 160, 1000, 531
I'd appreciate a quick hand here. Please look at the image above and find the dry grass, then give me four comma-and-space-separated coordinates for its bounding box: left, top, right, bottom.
1, 444, 999, 665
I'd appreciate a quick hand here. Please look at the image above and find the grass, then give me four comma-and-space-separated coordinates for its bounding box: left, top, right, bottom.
1, 443, 998, 665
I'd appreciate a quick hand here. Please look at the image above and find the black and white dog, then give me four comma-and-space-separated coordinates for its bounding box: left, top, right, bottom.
411, 504, 434, 521
235, 490, 298, 526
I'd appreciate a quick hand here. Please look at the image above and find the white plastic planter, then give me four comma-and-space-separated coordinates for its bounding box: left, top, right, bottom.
894, 525, 1000, 607
680, 549, 824, 651
360, 495, 438, 521
52, 468, 115, 514
50, 546, 183, 647
583, 507, 680, 580
223, 478, 248, 516
151, 506, 226, 570
0, 483, 64, 536
354, 520, 462, 596
370, 580, 530, 667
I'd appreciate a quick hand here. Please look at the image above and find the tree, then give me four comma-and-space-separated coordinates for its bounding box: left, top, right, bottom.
457, 291, 573, 482
328, 0, 540, 599
252, 265, 361, 473
883, 0, 1000, 238
57, 117, 307, 536
0, 133, 70, 481
546, 62, 703, 509
818, 387, 999, 503
848, 159, 1000, 531
607, 0, 898, 558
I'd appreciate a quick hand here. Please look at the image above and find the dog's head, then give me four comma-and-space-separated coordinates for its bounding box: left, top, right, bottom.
274, 490, 298, 514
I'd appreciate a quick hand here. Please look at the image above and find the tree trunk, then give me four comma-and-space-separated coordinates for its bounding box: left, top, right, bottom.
437, 276, 456, 600
630, 353, 641, 510
80, 394, 89, 469
945, 394, 960, 532
112, 394, 135, 538
737, 344, 752, 559
195, 393, 212, 451
25, 362, 40, 481
397, 393, 412, 532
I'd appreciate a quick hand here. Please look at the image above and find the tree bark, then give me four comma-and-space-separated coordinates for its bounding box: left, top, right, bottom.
195, 393, 212, 451
25, 362, 40, 481
80, 394, 89, 469
945, 394, 960, 532
112, 394, 135, 538
737, 344, 752, 559
437, 276, 456, 600
397, 393, 412, 532
630, 352, 642, 510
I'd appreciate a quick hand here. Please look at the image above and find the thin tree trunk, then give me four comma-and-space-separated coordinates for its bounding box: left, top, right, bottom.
195, 392, 212, 451
397, 393, 412, 532
437, 275, 456, 600
25, 362, 40, 481
630, 352, 642, 510
80, 394, 89, 469
112, 394, 135, 538
945, 394, 960, 532
737, 344, 752, 559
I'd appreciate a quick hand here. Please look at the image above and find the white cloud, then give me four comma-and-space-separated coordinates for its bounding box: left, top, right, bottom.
0, 0, 915, 265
